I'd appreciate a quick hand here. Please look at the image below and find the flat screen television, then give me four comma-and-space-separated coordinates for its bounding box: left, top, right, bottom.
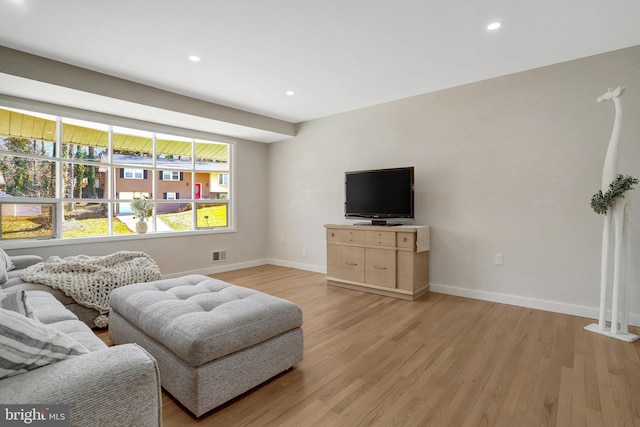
345, 166, 414, 225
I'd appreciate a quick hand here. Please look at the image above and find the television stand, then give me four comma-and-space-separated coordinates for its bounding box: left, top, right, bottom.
325, 224, 430, 300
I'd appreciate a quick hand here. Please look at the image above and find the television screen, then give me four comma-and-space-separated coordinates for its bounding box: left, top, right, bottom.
345, 167, 414, 224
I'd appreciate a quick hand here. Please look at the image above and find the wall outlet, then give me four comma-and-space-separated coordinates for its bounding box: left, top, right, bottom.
495, 253, 503, 265
302, 248, 307, 258
212, 250, 227, 263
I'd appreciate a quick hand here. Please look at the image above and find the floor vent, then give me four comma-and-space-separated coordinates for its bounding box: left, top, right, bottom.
212, 250, 227, 262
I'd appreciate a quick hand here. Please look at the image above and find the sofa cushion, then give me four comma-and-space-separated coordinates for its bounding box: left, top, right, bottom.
0, 290, 35, 319
0, 307, 89, 379
48, 319, 107, 352
25, 291, 78, 325
2, 281, 77, 307
7, 254, 43, 271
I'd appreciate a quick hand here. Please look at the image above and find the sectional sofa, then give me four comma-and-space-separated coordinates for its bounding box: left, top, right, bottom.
0, 289, 162, 426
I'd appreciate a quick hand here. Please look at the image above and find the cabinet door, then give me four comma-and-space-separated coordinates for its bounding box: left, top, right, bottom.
365, 248, 396, 288
328, 245, 365, 283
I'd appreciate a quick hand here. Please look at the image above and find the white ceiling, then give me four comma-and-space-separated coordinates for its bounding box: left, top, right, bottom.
1, 0, 639, 142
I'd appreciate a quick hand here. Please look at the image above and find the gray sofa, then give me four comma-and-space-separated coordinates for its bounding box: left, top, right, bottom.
1, 255, 102, 327
0, 290, 162, 427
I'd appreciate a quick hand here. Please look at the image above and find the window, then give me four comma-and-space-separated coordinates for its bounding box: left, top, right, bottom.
162, 171, 181, 181
0, 202, 55, 240
0, 106, 232, 240
124, 168, 144, 179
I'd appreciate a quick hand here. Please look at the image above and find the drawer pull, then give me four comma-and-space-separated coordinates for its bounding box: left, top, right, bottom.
331, 232, 335, 237
373, 266, 387, 270
403, 237, 408, 242
345, 262, 358, 266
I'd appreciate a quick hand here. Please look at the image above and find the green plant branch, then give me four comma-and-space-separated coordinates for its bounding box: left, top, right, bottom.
591, 174, 638, 215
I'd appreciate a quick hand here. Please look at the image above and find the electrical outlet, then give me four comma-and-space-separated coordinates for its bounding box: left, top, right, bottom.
495, 253, 503, 265
302, 248, 307, 258
212, 250, 227, 263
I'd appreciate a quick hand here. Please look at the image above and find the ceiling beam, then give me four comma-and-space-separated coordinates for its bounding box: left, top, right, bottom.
0, 45, 296, 137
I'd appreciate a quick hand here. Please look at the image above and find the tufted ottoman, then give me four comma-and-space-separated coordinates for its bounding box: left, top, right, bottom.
108, 274, 303, 417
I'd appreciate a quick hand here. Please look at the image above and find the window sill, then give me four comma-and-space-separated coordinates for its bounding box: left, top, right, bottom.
0, 227, 237, 250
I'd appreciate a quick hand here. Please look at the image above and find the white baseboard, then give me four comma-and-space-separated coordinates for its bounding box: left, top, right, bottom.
429, 283, 640, 327
267, 258, 327, 274
160, 258, 325, 279
160, 259, 270, 279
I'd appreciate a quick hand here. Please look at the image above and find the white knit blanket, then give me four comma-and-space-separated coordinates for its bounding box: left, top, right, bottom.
21, 251, 161, 327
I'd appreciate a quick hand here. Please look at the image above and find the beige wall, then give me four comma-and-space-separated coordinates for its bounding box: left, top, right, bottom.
4, 44, 640, 324
267, 45, 640, 323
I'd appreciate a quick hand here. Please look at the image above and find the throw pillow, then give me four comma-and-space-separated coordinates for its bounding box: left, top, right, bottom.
0, 247, 15, 271
0, 261, 6, 285
0, 248, 14, 284
0, 291, 36, 319
0, 307, 89, 380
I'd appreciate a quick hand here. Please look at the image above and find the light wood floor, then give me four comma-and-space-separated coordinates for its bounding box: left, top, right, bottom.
99, 265, 640, 426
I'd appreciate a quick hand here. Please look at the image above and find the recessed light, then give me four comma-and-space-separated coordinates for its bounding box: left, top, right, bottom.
188, 54, 202, 62
285, 90, 295, 96
487, 22, 502, 30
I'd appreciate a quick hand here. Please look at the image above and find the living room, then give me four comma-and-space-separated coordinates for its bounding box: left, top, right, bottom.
1, 1, 640, 426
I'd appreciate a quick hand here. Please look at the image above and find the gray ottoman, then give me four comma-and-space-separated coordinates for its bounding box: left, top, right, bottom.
108, 274, 303, 417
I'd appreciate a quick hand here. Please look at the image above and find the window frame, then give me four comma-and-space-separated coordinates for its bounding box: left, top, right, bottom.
0, 100, 237, 247
124, 168, 145, 180
162, 170, 181, 181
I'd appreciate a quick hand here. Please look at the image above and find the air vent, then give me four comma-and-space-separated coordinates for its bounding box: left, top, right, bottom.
212, 250, 227, 263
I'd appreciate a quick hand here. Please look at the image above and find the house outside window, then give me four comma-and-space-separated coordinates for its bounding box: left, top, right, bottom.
218, 173, 229, 186
0, 106, 233, 241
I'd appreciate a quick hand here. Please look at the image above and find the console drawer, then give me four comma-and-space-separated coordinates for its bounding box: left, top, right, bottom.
365, 231, 395, 247
327, 228, 365, 245
396, 232, 415, 249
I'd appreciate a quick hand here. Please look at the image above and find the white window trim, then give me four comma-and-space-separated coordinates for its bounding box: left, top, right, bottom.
162, 170, 180, 181
0, 97, 238, 247
124, 168, 144, 179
